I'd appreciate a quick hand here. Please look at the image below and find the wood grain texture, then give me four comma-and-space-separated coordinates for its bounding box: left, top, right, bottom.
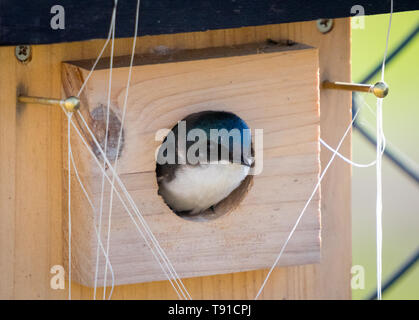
0, 18, 351, 299
62, 42, 321, 286
0, 45, 17, 299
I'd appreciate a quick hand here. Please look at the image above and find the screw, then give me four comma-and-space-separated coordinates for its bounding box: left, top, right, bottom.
316, 19, 334, 34
15, 45, 32, 64
17, 95, 80, 112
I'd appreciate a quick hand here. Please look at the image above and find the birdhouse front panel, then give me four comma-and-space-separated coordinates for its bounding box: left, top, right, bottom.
62, 41, 321, 286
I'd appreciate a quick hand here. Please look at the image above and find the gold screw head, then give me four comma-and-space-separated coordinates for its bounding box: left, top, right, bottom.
372, 82, 389, 98
62, 96, 80, 113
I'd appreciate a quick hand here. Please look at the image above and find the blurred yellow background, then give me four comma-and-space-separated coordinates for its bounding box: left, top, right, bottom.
351, 10, 419, 299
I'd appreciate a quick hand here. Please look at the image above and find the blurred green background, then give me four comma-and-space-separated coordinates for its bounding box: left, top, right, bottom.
351, 10, 419, 299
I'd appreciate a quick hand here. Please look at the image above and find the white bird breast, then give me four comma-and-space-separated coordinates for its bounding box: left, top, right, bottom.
159, 161, 250, 215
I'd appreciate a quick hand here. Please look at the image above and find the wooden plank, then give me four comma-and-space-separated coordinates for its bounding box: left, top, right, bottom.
0, 45, 16, 299
62, 43, 321, 286
62, 43, 319, 176
0, 18, 351, 299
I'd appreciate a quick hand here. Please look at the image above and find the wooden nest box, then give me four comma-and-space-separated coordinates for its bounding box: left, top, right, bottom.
62, 40, 321, 286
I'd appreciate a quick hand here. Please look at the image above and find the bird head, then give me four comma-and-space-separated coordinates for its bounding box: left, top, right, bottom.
181, 111, 253, 166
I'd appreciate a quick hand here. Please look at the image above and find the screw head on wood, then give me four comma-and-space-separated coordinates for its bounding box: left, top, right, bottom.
15, 45, 32, 64
316, 19, 334, 34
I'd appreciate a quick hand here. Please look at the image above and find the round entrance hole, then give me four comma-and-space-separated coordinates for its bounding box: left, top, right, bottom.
155, 111, 254, 222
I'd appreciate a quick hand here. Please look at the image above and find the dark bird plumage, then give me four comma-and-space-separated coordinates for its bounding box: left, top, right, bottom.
156, 111, 252, 216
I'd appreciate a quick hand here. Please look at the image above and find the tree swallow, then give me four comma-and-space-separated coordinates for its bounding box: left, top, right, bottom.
156, 111, 253, 216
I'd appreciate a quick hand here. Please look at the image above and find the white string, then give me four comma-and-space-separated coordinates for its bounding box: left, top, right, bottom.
380, 1, 393, 84
256, 1, 394, 299
320, 137, 376, 168
357, 114, 419, 173
354, 94, 388, 153
67, 113, 72, 300
63, 107, 184, 299
95, 0, 118, 300
376, 99, 384, 300
62, 106, 191, 300
67, 0, 190, 300
255, 105, 364, 300
75, 111, 191, 300
72, 0, 119, 299
320, 99, 387, 166
103, 0, 141, 300
356, 93, 376, 116
77, 2, 118, 98
69, 147, 115, 291
376, 0, 393, 300
70, 115, 185, 299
